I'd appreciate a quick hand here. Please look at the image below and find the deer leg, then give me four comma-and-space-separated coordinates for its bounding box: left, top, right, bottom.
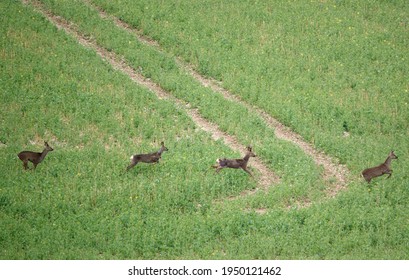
215, 166, 224, 173
126, 161, 138, 172
22, 161, 28, 170
386, 170, 393, 178
242, 167, 253, 177
362, 173, 371, 183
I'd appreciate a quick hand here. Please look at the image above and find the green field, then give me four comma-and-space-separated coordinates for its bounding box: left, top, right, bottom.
1, 0, 408, 259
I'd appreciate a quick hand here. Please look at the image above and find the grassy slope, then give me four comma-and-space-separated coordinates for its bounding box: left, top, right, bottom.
0, 0, 408, 259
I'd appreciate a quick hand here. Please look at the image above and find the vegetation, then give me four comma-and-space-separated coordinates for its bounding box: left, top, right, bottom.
0, 0, 408, 259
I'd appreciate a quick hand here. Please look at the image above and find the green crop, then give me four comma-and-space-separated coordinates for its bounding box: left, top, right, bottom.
1, 0, 408, 259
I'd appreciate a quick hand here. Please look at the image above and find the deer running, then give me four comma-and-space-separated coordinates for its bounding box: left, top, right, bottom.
126, 141, 168, 172
18, 141, 54, 170
362, 150, 398, 183
212, 146, 256, 176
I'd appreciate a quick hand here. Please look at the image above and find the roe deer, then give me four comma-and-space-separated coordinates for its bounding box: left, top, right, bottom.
212, 146, 256, 176
18, 141, 54, 170
362, 150, 398, 183
126, 141, 168, 171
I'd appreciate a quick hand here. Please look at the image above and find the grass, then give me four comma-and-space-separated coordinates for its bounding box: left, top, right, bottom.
0, 0, 408, 259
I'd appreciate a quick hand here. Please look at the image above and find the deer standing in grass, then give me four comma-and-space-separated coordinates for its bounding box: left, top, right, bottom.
126, 141, 168, 172
212, 146, 256, 176
18, 141, 54, 170
362, 151, 398, 183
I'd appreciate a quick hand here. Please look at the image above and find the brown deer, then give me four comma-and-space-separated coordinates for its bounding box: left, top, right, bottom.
212, 146, 256, 176
126, 141, 168, 172
17, 141, 54, 170
362, 151, 398, 183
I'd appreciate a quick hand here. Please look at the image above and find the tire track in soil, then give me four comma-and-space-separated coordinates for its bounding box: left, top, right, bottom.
23, 0, 280, 196
88, 1, 350, 201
